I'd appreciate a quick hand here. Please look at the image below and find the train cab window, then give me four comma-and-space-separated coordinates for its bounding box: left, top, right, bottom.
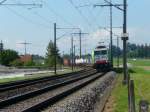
101, 50, 107, 54
94, 50, 107, 55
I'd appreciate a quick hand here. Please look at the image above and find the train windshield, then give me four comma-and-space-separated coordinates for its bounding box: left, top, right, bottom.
94, 50, 107, 55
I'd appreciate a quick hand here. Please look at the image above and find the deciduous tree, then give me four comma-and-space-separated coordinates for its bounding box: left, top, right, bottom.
45, 40, 61, 67
0, 49, 19, 66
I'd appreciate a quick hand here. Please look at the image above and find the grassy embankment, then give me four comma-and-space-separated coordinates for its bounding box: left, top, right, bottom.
112, 59, 150, 112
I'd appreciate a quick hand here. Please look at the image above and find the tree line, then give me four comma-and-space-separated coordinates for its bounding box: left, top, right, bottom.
127, 43, 150, 58
0, 41, 150, 67
0, 40, 62, 67
112, 42, 150, 58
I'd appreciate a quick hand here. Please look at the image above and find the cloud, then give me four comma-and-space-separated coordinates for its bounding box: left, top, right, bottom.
57, 29, 120, 54
51, 26, 150, 55
86, 29, 111, 49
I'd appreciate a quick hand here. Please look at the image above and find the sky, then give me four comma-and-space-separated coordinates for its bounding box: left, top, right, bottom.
0, 0, 150, 56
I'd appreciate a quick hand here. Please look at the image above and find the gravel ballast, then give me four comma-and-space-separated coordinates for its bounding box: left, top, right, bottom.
0, 70, 95, 101
0, 71, 99, 112
44, 71, 116, 112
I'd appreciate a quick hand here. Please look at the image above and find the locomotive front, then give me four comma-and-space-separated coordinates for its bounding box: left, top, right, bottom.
92, 45, 111, 71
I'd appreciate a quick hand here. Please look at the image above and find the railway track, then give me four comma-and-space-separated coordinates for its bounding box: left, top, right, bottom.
0, 68, 94, 100
0, 69, 86, 91
0, 68, 102, 112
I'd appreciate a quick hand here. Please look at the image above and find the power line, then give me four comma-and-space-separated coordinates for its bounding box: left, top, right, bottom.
72, 30, 88, 58
75, 0, 107, 29
17, 41, 31, 55
76, 0, 117, 37
94, 0, 123, 66
56, 27, 80, 41
80, 0, 100, 30
0, 3, 42, 7
0, 0, 7, 4
76, 4, 92, 8
103, 0, 123, 11
56, 29, 74, 40
94, 0, 114, 65
1, 1, 49, 28
0, 0, 42, 7
53, 23, 80, 74
31, 11, 53, 24
13, 0, 54, 27
68, 0, 93, 30
99, 27, 121, 37
43, 1, 76, 27
11, 0, 52, 25
100, 0, 129, 85
5, 6, 49, 28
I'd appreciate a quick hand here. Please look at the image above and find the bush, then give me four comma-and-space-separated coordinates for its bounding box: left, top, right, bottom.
10, 59, 23, 67
0, 49, 19, 66
23, 60, 35, 66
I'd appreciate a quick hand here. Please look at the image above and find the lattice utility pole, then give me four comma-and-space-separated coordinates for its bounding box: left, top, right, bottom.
54, 23, 80, 74
73, 45, 76, 67
122, 0, 129, 85
71, 35, 73, 71
117, 36, 120, 68
54, 23, 57, 75
18, 41, 31, 55
0, 0, 42, 54
94, 0, 123, 67
72, 30, 88, 58
94, 0, 129, 85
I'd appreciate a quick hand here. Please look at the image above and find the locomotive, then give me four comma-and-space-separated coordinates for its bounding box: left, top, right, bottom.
92, 44, 112, 71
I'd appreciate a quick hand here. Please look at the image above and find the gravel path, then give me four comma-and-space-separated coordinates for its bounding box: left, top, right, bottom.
43, 71, 116, 112
0, 71, 99, 112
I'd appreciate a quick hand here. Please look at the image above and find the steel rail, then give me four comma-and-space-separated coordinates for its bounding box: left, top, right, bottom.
0, 69, 87, 92
22, 72, 105, 112
0, 70, 97, 108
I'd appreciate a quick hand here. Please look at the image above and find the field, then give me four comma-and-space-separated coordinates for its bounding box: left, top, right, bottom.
111, 59, 150, 112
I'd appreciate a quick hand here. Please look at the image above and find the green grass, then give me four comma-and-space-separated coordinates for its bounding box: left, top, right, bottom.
128, 59, 150, 66
112, 75, 128, 112
112, 59, 150, 112
0, 68, 80, 84
113, 58, 123, 67
113, 58, 150, 66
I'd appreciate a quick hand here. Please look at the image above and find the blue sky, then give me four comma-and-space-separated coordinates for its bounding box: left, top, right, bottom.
0, 0, 150, 56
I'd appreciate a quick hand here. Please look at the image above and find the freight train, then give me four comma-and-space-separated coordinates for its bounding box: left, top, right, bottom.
92, 44, 112, 72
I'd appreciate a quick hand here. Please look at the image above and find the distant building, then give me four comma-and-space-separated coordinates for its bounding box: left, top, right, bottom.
63, 58, 70, 66
20, 55, 32, 63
